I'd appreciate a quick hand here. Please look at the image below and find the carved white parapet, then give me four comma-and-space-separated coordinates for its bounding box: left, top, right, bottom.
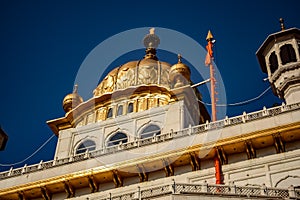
261, 183, 267, 195
229, 181, 236, 194
205, 120, 209, 130
262, 106, 268, 116
134, 186, 141, 200
242, 111, 247, 123
37, 160, 43, 170
7, 167, 13, 176
21, 164, 27, 174
201, 180, 208, 193
52, 157, 57, 166
224, 116, 229, 125
280, 102, 286, 111
288, 185, 296, 198
171, 179, 176, 194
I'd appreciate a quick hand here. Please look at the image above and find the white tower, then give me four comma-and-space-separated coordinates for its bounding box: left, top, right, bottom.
256, 18, 300, 104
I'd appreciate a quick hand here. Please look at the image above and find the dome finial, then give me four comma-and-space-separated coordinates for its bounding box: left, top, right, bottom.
206, 30, 214, 41
73, 84, 78, 93
279, 18, 285, 31
143, 28, 160, 60
149, 28, 155, 35
178, 54, 182, 63
143, 27, 160, 49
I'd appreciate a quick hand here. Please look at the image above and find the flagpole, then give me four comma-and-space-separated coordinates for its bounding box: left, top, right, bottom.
210, 62, 217, 121
205, 30, 223, 184
206, 30, 217, 122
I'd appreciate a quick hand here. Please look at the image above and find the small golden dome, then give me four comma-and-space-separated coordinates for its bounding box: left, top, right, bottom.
63, 85, 83, 113
169, 54, 191, 88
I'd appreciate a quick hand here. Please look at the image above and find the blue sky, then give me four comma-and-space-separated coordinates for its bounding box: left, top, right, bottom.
0, 0, 299, 170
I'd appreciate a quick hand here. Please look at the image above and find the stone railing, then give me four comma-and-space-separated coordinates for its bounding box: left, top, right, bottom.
88, 182, 299, 200
0, 102, 300, 180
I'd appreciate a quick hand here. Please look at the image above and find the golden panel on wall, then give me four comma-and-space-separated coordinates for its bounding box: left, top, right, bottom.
97, 108, 107, 121
148, 97, 158, 109
158, 97, 168, 106
133, 100, 138, 113
138, 98, 148, 111
86, 113, 94, 124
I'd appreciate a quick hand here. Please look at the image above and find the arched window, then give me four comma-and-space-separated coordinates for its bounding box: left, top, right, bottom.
107, 108, 113, 118
269, 51, 278, 73
128, 102, 134, 113
280, 44, 296, 65
76, 140, 96, 154
107, 132, 128, 146
117, 105, 123, 116
140, 124, 161, 139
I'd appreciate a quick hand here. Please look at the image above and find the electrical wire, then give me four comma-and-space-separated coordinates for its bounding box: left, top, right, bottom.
0, 134, 55, 167
198, 86, 272, 107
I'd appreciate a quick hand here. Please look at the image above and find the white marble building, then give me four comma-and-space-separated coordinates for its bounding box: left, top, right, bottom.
0, 23, 300, 200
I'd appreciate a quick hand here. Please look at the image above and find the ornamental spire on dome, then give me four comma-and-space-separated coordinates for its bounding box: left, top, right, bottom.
178, 54, 182, 63
143, 28, 160, 60
279, 18, 285, 31
149, 27, 155, 35
73, 84, 78, 93
143, 28, 160, 49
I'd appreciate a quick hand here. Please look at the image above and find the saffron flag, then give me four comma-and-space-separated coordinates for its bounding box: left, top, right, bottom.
205, 51, 211, 66
205, 41, 213, 66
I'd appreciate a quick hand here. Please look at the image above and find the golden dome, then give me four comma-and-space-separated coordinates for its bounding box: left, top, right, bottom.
169, 54, 191, 88
63, 85, 83, 112
93, 28, 176, 97
93, 57, 172, 97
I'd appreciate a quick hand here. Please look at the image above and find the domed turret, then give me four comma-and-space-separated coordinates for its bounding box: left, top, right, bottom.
169, 54, 191, 88
63, 85, 83, 112
256, 19, 300, 104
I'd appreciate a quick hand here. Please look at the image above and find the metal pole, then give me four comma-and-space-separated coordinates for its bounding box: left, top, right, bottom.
191, 78, 211, 88
206, 30, 223, 185
210, 63, 217, 122
211, 60, 222, 184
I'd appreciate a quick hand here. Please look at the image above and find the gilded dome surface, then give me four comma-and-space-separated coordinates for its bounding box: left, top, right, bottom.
63, 85, 83, 112
93, 29, 192, 97
169, 54, 191, 88
93, 57, 172, 97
